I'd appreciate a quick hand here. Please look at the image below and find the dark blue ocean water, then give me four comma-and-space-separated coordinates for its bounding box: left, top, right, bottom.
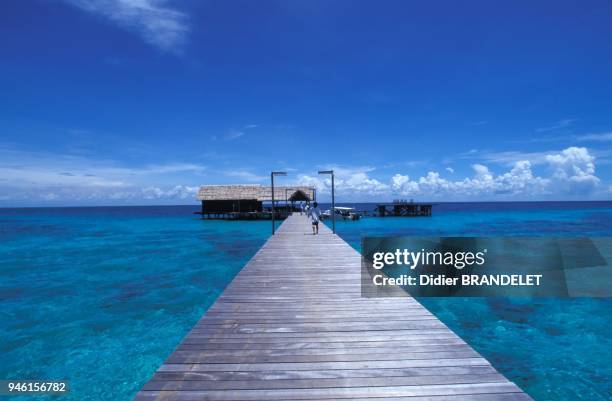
0, 202, 611, 401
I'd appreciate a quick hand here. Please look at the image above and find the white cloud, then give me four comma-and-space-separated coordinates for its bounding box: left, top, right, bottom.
391, 174, 410, 190
42, 193, 59, 201
215, 124, 259, 141
0, 146, 606, 204
65, 0, 189, 52
391, 160, 549, 198
142, 185, 197, 199
536, 118, 575, 133
0, 151, 205, 189
295, 148, 605, 200
576, 132, 612, 142
495, 161, 548, 194
390, 148, 600, 199
345, 172, 388, 193
295, 174, 325, 190
0, 148, 206, 204
445, 167, 454, 174
545, 147, 599, 190
471, 164, 492, 179
469, 150, 553, 166
224, 130, 245, 140
297, 166, 388, 199
223, 170, 267, 182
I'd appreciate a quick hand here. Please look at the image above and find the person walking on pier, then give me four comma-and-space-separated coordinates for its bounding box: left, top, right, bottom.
308, 201, 322, 235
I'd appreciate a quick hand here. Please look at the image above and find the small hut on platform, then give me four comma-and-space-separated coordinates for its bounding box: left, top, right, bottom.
197, 185, 316, 219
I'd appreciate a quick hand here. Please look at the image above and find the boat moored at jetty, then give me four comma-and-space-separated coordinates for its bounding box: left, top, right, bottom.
322, 206, 361, 220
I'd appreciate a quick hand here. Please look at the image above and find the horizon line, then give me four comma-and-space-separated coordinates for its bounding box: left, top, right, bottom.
1, 199, 611, 209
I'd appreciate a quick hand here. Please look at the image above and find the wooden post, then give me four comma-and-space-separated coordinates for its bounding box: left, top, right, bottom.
271, 172, 287, 234
331, 171, 335, 234
271, 172, 275, 234
318, 170, 335, 234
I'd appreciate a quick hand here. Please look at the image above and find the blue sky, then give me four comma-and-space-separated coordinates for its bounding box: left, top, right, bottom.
1, 0, 611, 206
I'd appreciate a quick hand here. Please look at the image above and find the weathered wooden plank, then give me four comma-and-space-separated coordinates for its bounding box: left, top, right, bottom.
142, 373, 508, 391
135, 392, 532, 401
134, 382, 525, 401
157, 358, 494, 372
135, 393, 532, 401
174, 344, 473, 355
165, 350, 481, 364
178, 338, 467, 349
133, 214, 532, 401
183, 329, 462, 341
188, 321, 447, 333
151, 365, 498, 381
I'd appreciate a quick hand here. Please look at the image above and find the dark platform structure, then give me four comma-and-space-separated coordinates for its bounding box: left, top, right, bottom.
134, 214, 533, 401
377, 200, 434, 217
203, 199, 263, 213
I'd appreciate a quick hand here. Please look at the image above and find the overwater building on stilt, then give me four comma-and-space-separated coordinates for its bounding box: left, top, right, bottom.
197, 185, 316, 220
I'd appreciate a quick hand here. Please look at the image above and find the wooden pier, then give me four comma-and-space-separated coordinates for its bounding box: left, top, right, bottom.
134, 214, 532, 401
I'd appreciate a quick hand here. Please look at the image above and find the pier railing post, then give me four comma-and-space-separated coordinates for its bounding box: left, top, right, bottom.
271, 172, 274, 234
332, 171, 335, 234
318, 170, 336, 234
271, 171, 287, 235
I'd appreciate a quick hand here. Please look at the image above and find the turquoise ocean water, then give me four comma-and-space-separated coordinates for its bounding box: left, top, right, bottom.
0, 202, 611, 401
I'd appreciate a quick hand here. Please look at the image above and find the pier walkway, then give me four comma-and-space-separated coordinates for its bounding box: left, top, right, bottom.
134, 214, 532, 401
